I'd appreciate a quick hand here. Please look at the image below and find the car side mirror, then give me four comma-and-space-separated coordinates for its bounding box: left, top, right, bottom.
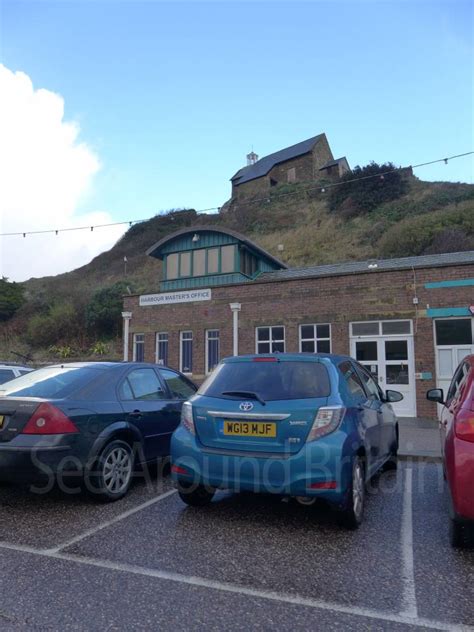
426, 388, 445, 405
385, 389, 404, 403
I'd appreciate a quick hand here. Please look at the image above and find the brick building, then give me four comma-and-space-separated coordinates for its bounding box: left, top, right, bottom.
230, 134, 349, 201
122, 226, 474, 419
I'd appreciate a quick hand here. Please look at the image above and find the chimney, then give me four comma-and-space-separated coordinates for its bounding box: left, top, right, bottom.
246, 151, 258, 166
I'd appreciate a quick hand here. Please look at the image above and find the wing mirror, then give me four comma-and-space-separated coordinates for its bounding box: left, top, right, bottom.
385, 389, 404, 403
426, 388, 445, 405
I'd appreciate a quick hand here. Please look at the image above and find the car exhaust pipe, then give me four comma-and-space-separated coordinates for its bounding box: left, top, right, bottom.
295, 496, 316, 506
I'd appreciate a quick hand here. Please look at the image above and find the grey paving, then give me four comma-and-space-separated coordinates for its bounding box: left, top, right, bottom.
398, 418, 442, 461
0, 463, 471, 630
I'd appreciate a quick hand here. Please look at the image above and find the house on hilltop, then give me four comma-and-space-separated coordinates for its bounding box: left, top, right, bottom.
230, 133, 349, 201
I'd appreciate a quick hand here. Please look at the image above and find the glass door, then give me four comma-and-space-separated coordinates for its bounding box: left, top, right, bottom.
353, 337, 415, 416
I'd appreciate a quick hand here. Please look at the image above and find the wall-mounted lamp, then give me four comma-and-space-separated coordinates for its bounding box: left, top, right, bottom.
192, 233, 200, 242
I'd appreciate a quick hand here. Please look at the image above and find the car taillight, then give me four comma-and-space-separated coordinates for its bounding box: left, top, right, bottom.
22, 403, 78, 435
252, 357, 278, 362
455, 409, 474, 443
181, 402, 195, 435
307, 406, 345, 442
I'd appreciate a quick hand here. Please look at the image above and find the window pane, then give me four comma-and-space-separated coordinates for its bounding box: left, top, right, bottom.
127, 369, 165, 400
134, 334, 145, 362
221, 245, 235, 273
300, 325, 314, 339
180, 251, 191, 277
207, 248, 219, 274
356, 341, 378, 361
382, 320, 411, 335
0, 369, 14, 383
193, 249, 206, 276
301, 340, 315, 353
166, 253, 178, 280
386, 364, 409, 385
200, 361, 331, 400
435, 319, 473, 345
352, 322, 379, 336
317, 339, 331, 353
272, 341, 285, 353
358, 366, 381, 399
160, 369, 196, 399
272, 326, 284, 341
119, 379, 134, 400
207, 330, 220, 373
257, 327, 270, 341
385, 340, 408, 361
258, 342, 270, 354
316, 324, 330, 339
438, 349, 453, 377
156, 332, 168, 366
339, 361, 365, 398
181, 332, 193, 373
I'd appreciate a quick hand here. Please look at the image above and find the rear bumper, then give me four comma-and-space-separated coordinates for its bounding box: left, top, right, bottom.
171, 426, 354, 507
0, 435, 77, 483
448, 436, 474, 522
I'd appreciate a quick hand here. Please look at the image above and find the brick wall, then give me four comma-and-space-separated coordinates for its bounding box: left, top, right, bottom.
123, 263, 474, 418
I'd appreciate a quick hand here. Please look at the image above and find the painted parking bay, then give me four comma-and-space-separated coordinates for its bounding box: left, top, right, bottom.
63, 469, 406, 614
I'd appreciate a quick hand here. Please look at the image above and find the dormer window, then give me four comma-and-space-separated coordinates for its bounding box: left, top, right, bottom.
164, 244, 237, 280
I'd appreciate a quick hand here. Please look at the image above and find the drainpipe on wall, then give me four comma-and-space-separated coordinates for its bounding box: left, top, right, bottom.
229, 303, 241, 356
121, 311, 132, 361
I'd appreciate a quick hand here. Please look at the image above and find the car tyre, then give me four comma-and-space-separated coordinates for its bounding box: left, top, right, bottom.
87, 440, 134, 502
178, 483, 215, 507
449, 518, 473, 549
383, 429, 399, 471
339, 455, 366, 530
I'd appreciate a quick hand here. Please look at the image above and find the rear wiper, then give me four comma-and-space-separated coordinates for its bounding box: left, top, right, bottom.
221, 391, 266, 406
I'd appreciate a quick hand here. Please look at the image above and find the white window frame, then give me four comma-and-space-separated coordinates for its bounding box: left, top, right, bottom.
299, 323, 332, 353
350, 319, 413, 338
132, 333, 145, 362
179, 331, 193, 375
155, 332, 169, 366
255, 325, 286, 354
205, 329, 220, 374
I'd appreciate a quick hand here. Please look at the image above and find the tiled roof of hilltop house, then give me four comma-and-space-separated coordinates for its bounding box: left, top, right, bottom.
319, 157, 349, 170
231, 134, 325, 186
258, 251, 474, 282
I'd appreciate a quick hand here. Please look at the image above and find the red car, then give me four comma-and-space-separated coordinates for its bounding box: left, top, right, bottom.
427, 355, 474, 548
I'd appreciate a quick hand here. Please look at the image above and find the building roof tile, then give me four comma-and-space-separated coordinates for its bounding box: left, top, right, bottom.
231, 134, 325, 186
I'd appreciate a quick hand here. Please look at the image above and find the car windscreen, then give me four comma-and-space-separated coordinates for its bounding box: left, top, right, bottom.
0, 366, 102, 399
199, 360, 331, 401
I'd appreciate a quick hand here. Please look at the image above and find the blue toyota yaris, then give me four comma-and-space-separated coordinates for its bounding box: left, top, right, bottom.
171, 354, 402, 529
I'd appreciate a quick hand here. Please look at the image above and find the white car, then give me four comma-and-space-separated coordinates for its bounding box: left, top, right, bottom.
0, 364, 34, 385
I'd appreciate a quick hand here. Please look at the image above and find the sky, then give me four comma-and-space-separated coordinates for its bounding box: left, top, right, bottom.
0, 0, 472, 282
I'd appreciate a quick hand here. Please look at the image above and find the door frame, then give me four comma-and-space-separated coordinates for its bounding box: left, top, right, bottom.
349, 320, 416, 417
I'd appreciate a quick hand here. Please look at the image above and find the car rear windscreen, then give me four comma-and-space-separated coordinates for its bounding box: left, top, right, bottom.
199, 360, 331, 401
0, 366, 102, 399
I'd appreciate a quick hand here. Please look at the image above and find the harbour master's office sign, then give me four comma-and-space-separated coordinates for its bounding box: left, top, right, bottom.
139, 288, 212, 307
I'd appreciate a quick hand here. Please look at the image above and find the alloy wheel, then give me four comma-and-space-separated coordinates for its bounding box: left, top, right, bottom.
102, 446, 132, 494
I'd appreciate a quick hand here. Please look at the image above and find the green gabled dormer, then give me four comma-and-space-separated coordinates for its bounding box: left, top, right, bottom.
146, 226, 287, 291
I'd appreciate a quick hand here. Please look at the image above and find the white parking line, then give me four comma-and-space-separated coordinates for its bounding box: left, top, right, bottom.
45, 488, 177, 554
0, 542, 469, 631
400, 468, 418, 619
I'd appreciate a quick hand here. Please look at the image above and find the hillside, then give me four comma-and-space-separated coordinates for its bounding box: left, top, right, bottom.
1, 175, 473, 363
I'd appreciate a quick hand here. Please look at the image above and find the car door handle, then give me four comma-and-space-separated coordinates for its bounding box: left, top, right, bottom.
129, 410, 142, 418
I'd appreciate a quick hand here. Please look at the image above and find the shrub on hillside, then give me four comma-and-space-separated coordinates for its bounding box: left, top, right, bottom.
328, 162, 409, 217
85, 282, 130, 338
377, 208, 474, 258
0, 278, 25, 322
26, 304, 81, 347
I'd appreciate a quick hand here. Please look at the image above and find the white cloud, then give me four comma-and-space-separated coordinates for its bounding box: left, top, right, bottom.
0, 65, 125, 282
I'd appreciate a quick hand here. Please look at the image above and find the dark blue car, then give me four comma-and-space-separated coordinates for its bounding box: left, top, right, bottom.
171, 354, 402, 528
0, 362, 197, 501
